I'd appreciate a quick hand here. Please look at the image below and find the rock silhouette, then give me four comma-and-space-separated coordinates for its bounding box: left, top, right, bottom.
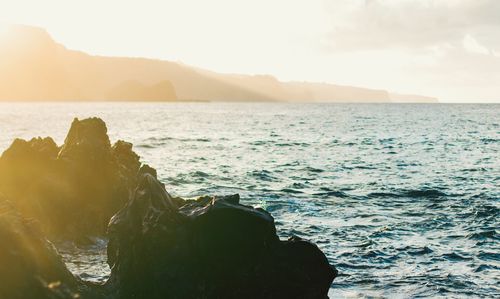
106, 167, 337, 299
0, 117, 337, 298
0, 197, 85, 299
0, 117, 141, 237
106, 80, 177, 101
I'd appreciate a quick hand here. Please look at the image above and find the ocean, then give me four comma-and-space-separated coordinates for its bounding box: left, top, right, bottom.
0, 102, 498, 298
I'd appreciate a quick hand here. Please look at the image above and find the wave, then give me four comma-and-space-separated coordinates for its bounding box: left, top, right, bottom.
397, 245, 434, 256
249, 170, 276, 180
313, 189, 349, 198
466, 230, 498, 240
302, 166, 325, 173
442, 252, 474, 261
280, 188, 304, 194
367, 189, 448, 199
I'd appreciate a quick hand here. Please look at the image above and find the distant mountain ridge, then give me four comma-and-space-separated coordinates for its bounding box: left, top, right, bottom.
0, 25, 438, 102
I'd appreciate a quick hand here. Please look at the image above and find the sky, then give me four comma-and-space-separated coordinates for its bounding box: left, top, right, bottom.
0, 0, 499, 102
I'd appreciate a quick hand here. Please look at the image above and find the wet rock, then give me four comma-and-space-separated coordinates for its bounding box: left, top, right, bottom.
0, 118, 142, 237
112, 140, 141, 183
0, 196, 84, 299
106, 168, 337, 299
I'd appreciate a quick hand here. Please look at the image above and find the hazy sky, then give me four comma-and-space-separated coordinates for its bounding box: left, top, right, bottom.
1, 0, 499, 102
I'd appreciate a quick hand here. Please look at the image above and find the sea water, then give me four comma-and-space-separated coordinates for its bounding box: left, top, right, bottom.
0, 103, 498, 298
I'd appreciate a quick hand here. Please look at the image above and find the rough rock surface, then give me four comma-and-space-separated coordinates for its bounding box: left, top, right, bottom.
0, 196, 85, 299
106, 167, 337, 299
0, 118, 337, 298
0, 118, 141, 237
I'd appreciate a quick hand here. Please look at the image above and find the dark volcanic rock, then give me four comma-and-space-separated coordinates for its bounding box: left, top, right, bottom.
106, 168, 337, 299
0, 196, 85, 299
0, 117, 337, 298
0, 117, 141, 237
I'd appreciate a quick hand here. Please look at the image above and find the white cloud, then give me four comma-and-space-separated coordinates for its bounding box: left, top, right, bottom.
320, 0, 500, 101
324, 0, 500, 51
463, 34, 490, 55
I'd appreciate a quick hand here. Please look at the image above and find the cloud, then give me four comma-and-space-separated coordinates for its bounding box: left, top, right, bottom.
463, 34, 490, 55
408, 45, 500, 100
319, 0, 500, 101
324, 0, 500, 52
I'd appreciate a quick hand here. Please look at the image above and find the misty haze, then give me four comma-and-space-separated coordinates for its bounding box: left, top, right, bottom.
0, 1, 498, 299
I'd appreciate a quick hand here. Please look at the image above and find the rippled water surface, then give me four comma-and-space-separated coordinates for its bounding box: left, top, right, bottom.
0, 103, 499, 298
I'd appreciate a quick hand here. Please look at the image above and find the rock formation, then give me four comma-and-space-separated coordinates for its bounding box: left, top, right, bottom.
0, 197, 85, 299
0, 117, 141, 237
105, 167, 337, 299
0, 117, 337, 298
106, 80, 177, 101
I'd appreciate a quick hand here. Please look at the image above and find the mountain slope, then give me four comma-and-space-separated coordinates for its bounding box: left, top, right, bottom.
0, 25, 438, 102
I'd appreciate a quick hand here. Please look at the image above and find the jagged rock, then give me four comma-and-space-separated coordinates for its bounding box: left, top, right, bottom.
0, 196, 84, 299
0, 137, 59, 196
58, 118, 112, 162
0, 137, 65, 236
0, 118, 142, 237
1, 137, 59, 161
0, 118, 337, 298
112, 140, 141, 182
106, 168, 337, 299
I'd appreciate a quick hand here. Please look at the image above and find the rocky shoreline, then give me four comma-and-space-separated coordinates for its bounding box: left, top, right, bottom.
0, 117, 336, 299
